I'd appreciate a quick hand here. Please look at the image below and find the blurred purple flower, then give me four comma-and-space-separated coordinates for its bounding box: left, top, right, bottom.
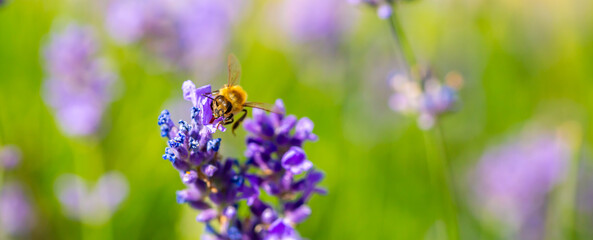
158, 81, 325, 239
105, 0, 241, 78
54, 171, 129, 225
388, 70, 462, 130
274, 0, 354, 45
0, 182, 34, 236
348, 0, 393, 19
471, 131, 570, 239
42, 23, 117, 136
0, 145, 21, 170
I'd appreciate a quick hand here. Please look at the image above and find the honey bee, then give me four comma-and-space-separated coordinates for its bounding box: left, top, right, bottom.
208, 54, 277, 134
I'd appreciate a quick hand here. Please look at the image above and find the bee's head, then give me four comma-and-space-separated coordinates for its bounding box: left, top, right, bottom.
212, 95, 232, 119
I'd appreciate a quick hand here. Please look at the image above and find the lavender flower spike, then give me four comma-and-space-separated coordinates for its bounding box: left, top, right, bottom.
470, 131, 570, 240
0, 182, 35, 236
42, 23, 117, 136
159, 81, 325, 239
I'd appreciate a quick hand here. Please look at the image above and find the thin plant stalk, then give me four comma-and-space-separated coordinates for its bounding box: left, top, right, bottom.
386, 7, 460, 240
387, 10, 417, 80
434, 123, 460, 240
544, 122, 583, 240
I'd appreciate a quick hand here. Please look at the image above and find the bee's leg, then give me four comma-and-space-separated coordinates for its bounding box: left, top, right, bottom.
223, 115, 235, 135
209, 100, 216, 124
232, 109, 248, 135
224, 116, 234, 125
213, 114, 233, 132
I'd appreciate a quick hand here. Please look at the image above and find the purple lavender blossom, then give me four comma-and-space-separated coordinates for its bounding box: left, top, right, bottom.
348, 0, 393, 19
388, 70, 461, 130
42, 23, 117, 136
159, 80, 325, 239
54, 171, 129, 225
470, 131, 570, 239
0, 145, 21, 170
0, 182, 34, 236
105, 0, 241, 78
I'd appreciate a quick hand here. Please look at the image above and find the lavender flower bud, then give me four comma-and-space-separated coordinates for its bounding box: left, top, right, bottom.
196, 209, 218, 222
182, 171, 198, 184
281, 147, 313, 175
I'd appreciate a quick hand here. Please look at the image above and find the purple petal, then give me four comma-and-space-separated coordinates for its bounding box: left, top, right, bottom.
189, 200, 211, 210
182, 170, 198, 184
223, 206, 236, 218
272, 99, 286, 115
196, 209, 218, 222
249, 198, 270, 216
294, 117, 317, 142
262, 208, 278, 224
176, 188, 203, 204
281, 147, 312, 175
182, 80, 197, 105
286, 205, 311, 224
266, 219, 299, 239
262, 181, 281, 196
276, 115, 297, 135
306, 170, 324, 185
281, 147, 306, 165
243, 119, 259, 134
195, 84, 214, 125
172, 159, 190, 172
202, 164, 218, 177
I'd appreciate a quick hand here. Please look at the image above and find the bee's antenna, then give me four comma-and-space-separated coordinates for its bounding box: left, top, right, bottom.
201, 93, 215, 101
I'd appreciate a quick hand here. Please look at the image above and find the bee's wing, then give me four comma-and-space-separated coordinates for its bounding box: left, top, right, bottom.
243, 102, 282, 114
227, 54, 241, 87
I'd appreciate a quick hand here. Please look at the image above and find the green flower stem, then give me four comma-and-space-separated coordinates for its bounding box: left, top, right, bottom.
423, 125, 459, 240
386, 7, 460, 240
545, 123, 583, 239
387, 10, 418, 80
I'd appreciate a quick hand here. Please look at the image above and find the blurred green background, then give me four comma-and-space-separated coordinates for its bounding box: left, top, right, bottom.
1, 0, 593, 239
